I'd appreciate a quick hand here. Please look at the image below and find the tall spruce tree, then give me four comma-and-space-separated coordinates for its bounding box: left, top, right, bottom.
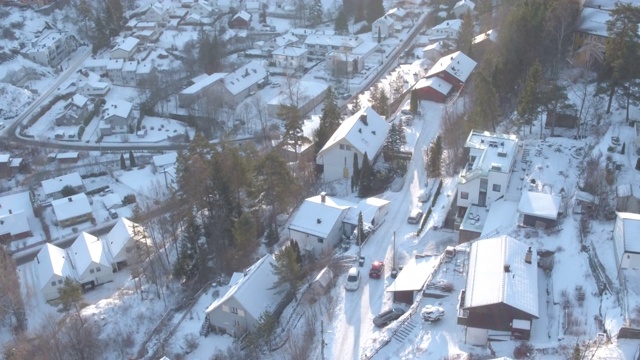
517, 61, 544, 135
367, 0, 385, 25
335, 9, 349, 34
309, 0, 324, 26
358, 152, 374, 197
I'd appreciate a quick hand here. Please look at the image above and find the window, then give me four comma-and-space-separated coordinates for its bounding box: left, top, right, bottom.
51, 281, 57, 287
492, 184, 501, 192
90, 269, 95, 274
231, 307, 238, 314
58, 279, 63, 285
460, 192, 469, 200
234, 320, 241, 326
96, 267, 101, 272
318, 237, 324, 244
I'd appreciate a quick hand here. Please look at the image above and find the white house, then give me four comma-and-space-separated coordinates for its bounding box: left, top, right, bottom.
104, 217, 146, 271
23, 30, 77, 67
288, 192, 353, 254
34, 243, 75, 301
190, 0, 214, 17
205, 254, 287, 337
178, 72, 226, 108
452, 0, 475, 18
613, 212, 640, 274
303, 35, 363, 59
41, 172, 85, 200
425, 50, 477, 90
372, 16, 395, 41
212, 60, 268, 107
77, 70, 110, 97
100, 99, 134, 136
107, 59, 124, 84
316, 107, 390, 183
68, 232, 114, 288
0, 211, 32, 242
83, 58, 110, 73
110, 37, 140, 60
344, 197, 390, 234
271, 46, 308, 73
422, 41, 444, 62
51, 193, 94, 228
456, 130, 518, 213
145, 2, 170, 22
264, 34, 300, 53
428, 19, 462, 40
385, 7, 407, 22
55, 94, 90, 126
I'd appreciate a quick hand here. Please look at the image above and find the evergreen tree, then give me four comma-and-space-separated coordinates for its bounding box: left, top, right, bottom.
377, 26, 382, 43
91, 15, 110, 55
367, 0, 385, 25
173, 214, 201, 280
377, 88, 389, 117
517, 61, 544, 135
357, 212, 364, 245
77, 0, 93, 34
264, 222, 280, 247
468, 72, 499, 132
354, 0, 366, 23
313, 122, 332, 156
352, 95, 362, 112
410, 89, 418, 114
335, 9, 349, 34
56, 277, 85, 325
120, 153, 126, 169
104, 0, 124, 37
314, 88, 341, 156
571, 342, 581, 360
457, 11, 474, 54
427, 135, 442, 178
278, 105, 306, 157
352, 152, 360, 188
232, 211, 257, 249
270, 241, 305, 295
246, 311, 278, 351
129, 150, 136, 167
358, 152, 373, 197
309, 0, 324, 26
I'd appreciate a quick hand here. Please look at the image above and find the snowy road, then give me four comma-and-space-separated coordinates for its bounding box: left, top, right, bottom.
330, 102, 444, 360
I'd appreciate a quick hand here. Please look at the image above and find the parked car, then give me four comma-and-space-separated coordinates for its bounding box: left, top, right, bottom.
407, 208, 423, 224
421, 305, 445, 322
373, 307, 406, 327
109, 209, 118, 219
369, 261, 384, 279
344, 267, 360, 291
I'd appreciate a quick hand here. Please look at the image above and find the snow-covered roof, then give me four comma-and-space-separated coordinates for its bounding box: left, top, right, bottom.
518, 191, 561, 220
69, 232, 110, 276
0, 154, 9, 163
460, 130, 518, 180
222, 60, 267, 95
576, 7, 610, 37
136, 61, 154, 75
122, 60, 138, 72
51, 193, 92, 222
111, 37, 140, 53
56, 152, 79, 160
431, 19, 462, 32
69, 94, 88, 108
272, 46, 308, 57
245, 0, 261, 10
107, 59, 124, 70
41, 172, 84, 196
423, 41, 444, 52
153, 152, 178, 168
426, 51, 477, 84
617, 212, 640, 253
415, 77, 453, 96
386, 257, 436, 292
206, 255, 283, 320
318, 107, 390, 160
464, 235, 539, 318
84, 58, 110, 69
26, 30, 66, 52
35, 243, 74, 290
0, 211, 29, 237
102, 193, 122, 210
453, 0, 475, 11
232, 10, 251, 21
103, 100, 133, 120
290, 28, 315, 36
344, 197, 390, 226
304, 34, 363, 49
180, 73, 225, 95
352, 41, 379, 55
268, 80, 327, 106
289, 194, 352, 238
10, 158, 22, 167
472, 29, 497, 44
105, 218, 145, 257
273, 34, 299, 47
374, 15, 395, 27
386, 7, 406, 19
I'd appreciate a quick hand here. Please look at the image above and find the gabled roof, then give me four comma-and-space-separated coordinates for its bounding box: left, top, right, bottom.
153, 152, 178, 168
318, 107, 390, 160
111, 37, 140, 54
616, 212, 640, 253
232, 10, 251, 22
69, 94, 89, 108
289, 194, 353, 239
518, 191, 561, 220
102, 193, 122, 210
41, 172, 84, 196
273, 34, 299, 47
431, 19, 462, 33
35, 243, 74, 290
222, 60, 267, 95
385, 7, 406, 19
103, 100, 133, 120
576, 7, 610, 37
453, 0, 475, 11
423, 41, 444, 52
464, 235, 539, 318
415, 76, 453, 96
105, 218, 145, 257
304, 34, 363, 48
69, 232, 110, 276
51, 193, 92, 222
472, 29, 497, 45
344, 197, 390, 226
426, 51, 477, 84
374, 15, 395, 27
107, 59, 124, 70
0, 211, 30, 237
180, 73, 225, 95
206, 255, 283, 320
272, 46, 308, 57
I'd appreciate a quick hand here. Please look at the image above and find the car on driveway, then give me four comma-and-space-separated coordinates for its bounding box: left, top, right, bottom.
421, 305, 445, 322
407, 208, 423, 224
369, 261, 384, 279
373, 307, 406, 327
344, 267, 360, 291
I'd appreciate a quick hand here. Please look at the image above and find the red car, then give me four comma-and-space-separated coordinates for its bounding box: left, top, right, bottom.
369, 261, 385, 279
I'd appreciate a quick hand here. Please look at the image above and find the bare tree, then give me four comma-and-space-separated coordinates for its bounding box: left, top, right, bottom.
440, 107, 468, 176
390, 72, 405, 101
58, 314, 104, 360
252, 95, 271, 146
0, 246, 26, 332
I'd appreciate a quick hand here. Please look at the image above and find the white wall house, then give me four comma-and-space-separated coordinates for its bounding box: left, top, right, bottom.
288, 193, 352, 254
107, 59, 124, 84
613, 212, 640, 274
77, 70, 110, 97
427, 19, 462, 40
372, 16, 395, 41
145, 2, 170, 22
452, 0, 476, 18
316, 107, 390, 183
41, 172, 85, 200
35, 243, 75, 301
212, 60, 268, 107
104, 217, 147, 271
23, 30, 77, 67
110, 37, 140, 60
304, 35, 363, 59
68, 232, 114, 288
100, 100, 134, 136
456, 130, 518, 211
51, 193, 94, 228
271, 46, 308, 73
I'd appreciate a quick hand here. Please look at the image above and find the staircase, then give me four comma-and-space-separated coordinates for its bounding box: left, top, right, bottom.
199, 315, 210, 337
393, 319, 418, 342
521, 147, 531, 164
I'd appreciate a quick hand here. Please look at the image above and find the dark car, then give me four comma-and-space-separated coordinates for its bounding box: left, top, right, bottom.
373, 307, 406, 328
369, 261, 384, 279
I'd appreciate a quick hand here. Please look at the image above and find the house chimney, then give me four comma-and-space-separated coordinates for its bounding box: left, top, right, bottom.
36, 255, 39, 264
8, 209, 11, 214
320, 191, 326, 203
360, 114, 368, 125
503, 264, 511, 273
317, 218, 322, 224
525, 247, 532, 264
68, 197, 73, 202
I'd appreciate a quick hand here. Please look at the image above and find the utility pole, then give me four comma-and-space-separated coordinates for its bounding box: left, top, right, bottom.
320, 320, 325, 360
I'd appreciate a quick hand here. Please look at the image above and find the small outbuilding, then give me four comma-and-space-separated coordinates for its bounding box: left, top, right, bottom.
517, 191, 561, 229
613, 212, 640, 274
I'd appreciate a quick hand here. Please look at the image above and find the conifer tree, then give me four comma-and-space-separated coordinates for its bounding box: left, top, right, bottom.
129, 150, 136, 167
352, 152, 360, 188
410, 90, 418, 114
358, 152, 373, 197
335, 9, 349, 34
309, 0, 324, 26
120, 153, 126, 169
57, 278, 85, 325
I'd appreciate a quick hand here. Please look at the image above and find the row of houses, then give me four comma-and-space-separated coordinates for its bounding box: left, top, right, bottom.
35, 218, 146, 301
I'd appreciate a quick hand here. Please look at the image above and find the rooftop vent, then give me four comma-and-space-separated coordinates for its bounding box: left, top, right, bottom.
360, 114, 368, 125
320, 192, 326, 203
525, 247, 532, 264
497, 151, 507, 157
316, 218, 322, 224
503, 264, 511, 273
490, 163, 502, 171
68, 197, 73, 202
